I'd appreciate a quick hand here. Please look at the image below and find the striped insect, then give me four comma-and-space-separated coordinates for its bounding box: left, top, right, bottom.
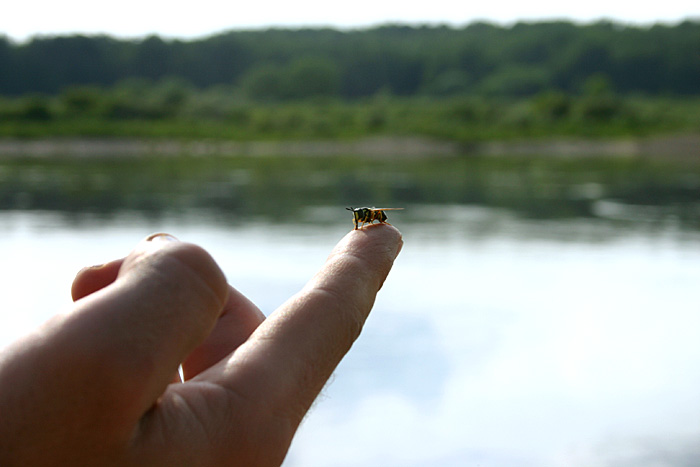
346, 207, 403, 230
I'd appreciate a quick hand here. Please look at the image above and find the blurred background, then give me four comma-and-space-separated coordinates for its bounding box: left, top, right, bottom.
1, 3, 700, 466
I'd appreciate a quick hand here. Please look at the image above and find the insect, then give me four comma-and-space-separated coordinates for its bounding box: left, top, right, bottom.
346, 207, 404, 230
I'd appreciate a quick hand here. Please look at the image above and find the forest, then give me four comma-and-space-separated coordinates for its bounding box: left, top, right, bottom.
0, 21, 699, 141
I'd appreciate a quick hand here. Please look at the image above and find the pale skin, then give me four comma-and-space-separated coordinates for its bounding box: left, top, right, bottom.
0, 225, 403, 466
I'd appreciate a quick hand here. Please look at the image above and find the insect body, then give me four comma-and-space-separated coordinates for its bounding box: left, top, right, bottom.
346, 207, 403, 230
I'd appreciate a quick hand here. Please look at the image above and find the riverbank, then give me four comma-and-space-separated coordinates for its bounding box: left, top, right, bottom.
1, 134, 699, 159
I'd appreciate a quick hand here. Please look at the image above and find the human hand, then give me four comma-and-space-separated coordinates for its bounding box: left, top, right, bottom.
0, 226, 402, 466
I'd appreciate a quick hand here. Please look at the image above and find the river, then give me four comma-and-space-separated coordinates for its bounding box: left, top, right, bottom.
1, 153, 699, 466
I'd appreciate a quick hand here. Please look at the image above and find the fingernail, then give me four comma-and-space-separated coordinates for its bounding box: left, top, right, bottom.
75, 263, 106, 277
146, 232, 179, 243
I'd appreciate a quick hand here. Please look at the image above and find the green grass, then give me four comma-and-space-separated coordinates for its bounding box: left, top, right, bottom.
1, 94, 699, 142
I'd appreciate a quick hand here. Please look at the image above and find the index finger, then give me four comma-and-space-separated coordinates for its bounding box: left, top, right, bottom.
205, 224, 402, 423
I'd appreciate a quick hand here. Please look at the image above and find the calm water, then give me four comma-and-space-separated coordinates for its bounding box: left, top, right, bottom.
1, 154, 699, 466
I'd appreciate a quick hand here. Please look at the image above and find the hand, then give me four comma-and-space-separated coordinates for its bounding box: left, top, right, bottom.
0, 226, 402, 466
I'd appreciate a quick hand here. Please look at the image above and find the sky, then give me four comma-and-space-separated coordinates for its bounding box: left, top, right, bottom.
3, 0, 699, 42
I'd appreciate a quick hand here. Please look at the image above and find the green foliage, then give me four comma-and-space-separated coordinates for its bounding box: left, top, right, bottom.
1, 75, 700, 141
479, 66, 551, 97
576, 74, 622, 122
60, 86, 103, 116
285, 57, 340, 99
1, 21, 699, 99
240, 63, 285, 101
240, 57, 340, 100
422, 70, 473, 96
532, 91, 571, 120
8, 94, 54, 120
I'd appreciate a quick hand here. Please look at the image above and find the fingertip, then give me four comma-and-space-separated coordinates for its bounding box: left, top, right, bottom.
354, 222, 402, 244
382, 224, 404, 257
339, 223, 404, 266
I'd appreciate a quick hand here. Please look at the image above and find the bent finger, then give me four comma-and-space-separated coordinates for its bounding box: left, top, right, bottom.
181, 284, 265, 380
55, 234, 230, 423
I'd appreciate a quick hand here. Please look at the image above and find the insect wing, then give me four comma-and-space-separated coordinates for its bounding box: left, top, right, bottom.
370, 207, 404, 211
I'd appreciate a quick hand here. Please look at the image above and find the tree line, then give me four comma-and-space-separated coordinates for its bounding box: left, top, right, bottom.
1, 20, 699, 99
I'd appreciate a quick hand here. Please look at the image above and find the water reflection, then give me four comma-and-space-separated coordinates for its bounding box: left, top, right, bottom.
1, 154, 700, 229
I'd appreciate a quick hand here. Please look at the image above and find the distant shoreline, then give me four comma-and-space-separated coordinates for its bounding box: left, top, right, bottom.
1, 134, 699, 159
